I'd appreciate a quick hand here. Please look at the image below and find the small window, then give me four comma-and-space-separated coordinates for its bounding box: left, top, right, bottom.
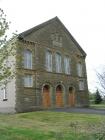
46, 50, 52, 72
64, 56, 70, 74
77, 63, 82, 77
3, 85, 7, 101
24, 75, 33, 87
79, 80, 84, 90
24, 49, 32, 69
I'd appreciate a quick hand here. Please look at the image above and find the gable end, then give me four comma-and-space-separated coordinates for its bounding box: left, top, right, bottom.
18, 17, 86, 57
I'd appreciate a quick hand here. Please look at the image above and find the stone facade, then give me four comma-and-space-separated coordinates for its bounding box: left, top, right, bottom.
14, 17, 89, 112
0, 17, 89, 113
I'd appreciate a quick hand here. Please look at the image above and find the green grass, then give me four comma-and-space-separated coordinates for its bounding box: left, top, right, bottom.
90, 103, 105, 109
0, 111, 105, 140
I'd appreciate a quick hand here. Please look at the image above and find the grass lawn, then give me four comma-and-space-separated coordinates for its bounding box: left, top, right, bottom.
0, 111, 105, 140
90, 103, 105, 109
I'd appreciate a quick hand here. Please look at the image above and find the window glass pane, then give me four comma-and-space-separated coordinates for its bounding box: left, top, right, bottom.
24, 50, 32, 69
56, 53, 62, 73
3, 84, 7, 99
24, 75, 33, 87
79, 80, 84, 90
46, 51, 52, 72
77, 63, 82, 77
64, 56, 70, 74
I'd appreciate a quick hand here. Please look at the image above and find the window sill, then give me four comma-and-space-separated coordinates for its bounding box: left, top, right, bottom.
78, 76, 84, 78
24, 87, 34, 89
46, 70, 52, 72
23, 68, 33, 70
79, 90, 85, 91
3, 99, 8, 101
46, 70, 71, 75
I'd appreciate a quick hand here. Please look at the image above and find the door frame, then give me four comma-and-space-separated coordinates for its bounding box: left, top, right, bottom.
68, 86, 75, 107
55, 84, 65, 107
42, 83, 52, 107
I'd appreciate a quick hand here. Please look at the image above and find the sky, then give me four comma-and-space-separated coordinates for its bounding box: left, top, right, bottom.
1, 0, 105, 92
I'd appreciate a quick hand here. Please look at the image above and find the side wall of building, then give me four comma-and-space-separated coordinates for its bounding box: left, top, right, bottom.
0, 52, 16, 113
0, 78, 16, 113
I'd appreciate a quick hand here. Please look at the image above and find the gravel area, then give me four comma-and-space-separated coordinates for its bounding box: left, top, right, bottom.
50, 107, 105, 115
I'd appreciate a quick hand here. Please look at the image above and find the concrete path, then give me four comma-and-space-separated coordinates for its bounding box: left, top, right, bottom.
50, 107, 105, 115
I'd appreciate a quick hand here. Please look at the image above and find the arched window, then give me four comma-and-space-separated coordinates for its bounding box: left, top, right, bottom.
64, 56, 70, 74
79, 80, 84, 90
55, 53, 62, 73
46, 50, 52, 72
77, 63, 82, 77
24, 49, 32, 69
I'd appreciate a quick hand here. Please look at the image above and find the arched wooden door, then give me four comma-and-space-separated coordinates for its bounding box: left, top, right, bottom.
69, 87, 75, 107
56, 85, 63, 107
42, 85, 51, 108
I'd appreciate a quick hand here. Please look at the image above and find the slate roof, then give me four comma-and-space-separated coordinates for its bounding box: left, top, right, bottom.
18, 17, 86, 56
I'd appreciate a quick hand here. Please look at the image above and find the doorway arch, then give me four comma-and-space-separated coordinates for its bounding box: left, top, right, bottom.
56, 85, 64, 107
68, 86, 75, 107
42, 84, 51, 108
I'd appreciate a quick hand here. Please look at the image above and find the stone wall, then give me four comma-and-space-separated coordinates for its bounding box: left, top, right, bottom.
15, 19, 89, 112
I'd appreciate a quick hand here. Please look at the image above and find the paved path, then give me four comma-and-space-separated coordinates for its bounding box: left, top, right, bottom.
50, 107, 105, 115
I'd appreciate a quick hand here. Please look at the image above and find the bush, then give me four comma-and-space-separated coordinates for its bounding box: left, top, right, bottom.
94, 89, 103, 104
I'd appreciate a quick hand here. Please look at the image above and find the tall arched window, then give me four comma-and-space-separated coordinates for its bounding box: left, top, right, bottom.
64, 56, 70, 74
46, 50, 52, 72
55, 53, 62, 73
77, 63, 82, 77
24, 49, 32, 69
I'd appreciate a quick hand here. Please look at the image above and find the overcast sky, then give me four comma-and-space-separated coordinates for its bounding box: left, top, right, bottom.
1, 0, 105, 92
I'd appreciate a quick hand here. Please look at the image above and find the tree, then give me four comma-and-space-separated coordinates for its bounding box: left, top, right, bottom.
94, 89, 102, 104
89, 91, 95, 104
97, 69, 105, 95
0, 8, 16, 86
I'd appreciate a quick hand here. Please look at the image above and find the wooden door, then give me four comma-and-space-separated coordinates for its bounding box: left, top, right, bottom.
56, 85, 63, 107
42, 85, 51, 108
69, 87, 75, 107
